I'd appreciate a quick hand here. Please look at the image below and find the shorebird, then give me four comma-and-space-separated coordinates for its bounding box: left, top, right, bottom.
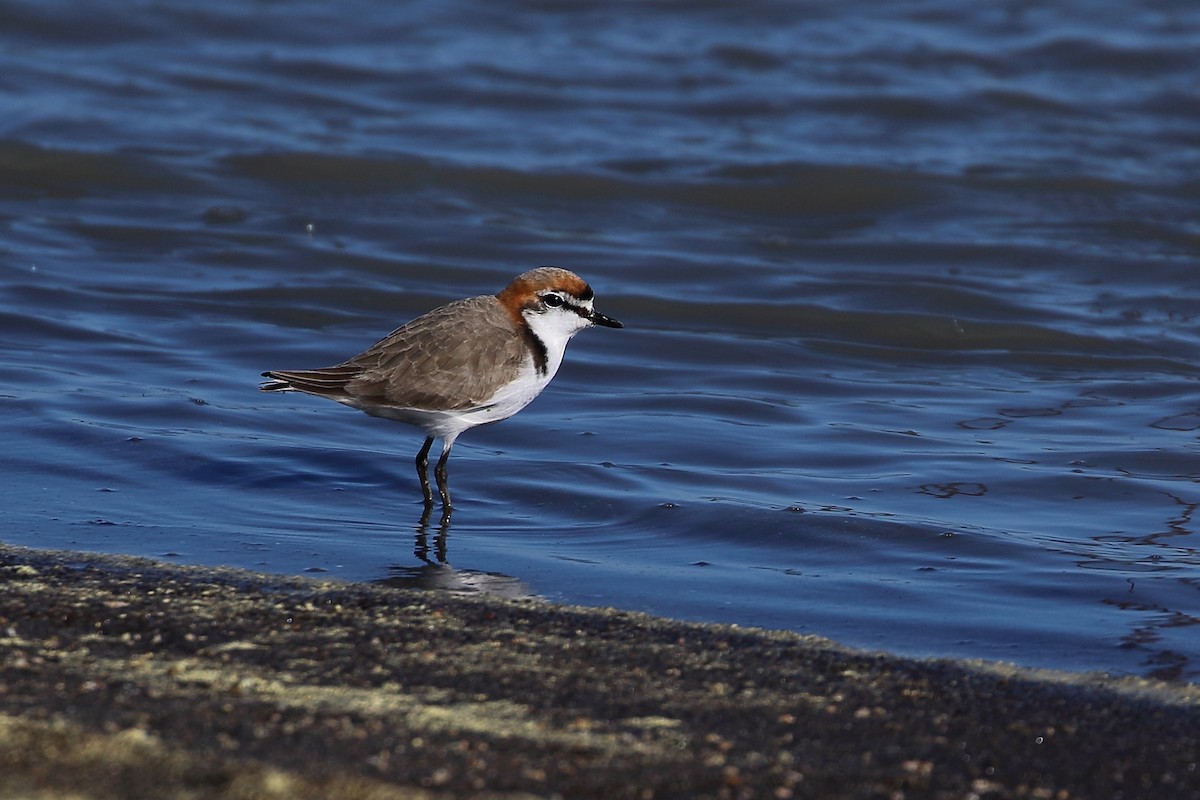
261, 267, 622, 512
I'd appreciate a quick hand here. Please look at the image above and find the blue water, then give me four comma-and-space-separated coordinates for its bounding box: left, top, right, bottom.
3, 0, 1199, 681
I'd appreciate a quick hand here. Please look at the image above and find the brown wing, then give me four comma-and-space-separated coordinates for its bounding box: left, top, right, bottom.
263, 295, 527, 412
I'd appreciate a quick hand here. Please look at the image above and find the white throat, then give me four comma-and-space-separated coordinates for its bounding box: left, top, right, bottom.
522, 303, 592, 380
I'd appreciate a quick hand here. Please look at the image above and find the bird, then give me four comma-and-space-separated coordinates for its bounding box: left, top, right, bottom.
260, 266, 622, 513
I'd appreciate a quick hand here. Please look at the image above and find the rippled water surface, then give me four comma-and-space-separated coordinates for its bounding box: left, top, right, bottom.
3, 0, 1200, 680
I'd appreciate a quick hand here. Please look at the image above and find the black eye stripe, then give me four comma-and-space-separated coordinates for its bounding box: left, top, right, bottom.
536, 292, 592, 319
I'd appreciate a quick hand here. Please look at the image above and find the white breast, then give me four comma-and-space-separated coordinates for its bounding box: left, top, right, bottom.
401, 350, 554, 439
446, 310, 585, 433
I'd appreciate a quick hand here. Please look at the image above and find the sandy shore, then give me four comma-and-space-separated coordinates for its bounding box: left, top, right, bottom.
0, 543, 1196, 799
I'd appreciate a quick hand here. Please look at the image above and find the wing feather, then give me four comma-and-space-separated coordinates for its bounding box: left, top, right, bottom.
262, 295, 527, 413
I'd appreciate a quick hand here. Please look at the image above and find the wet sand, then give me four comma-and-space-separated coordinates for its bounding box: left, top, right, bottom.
0, 543, 1196, 800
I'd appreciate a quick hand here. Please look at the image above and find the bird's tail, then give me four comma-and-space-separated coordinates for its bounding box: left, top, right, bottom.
259, 366, 359, 398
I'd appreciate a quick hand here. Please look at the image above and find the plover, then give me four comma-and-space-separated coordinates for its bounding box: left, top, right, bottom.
261, 267, 622, 512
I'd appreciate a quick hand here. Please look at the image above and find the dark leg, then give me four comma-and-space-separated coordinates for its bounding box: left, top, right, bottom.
434, 443, 453, 510
415, 437, 435, 510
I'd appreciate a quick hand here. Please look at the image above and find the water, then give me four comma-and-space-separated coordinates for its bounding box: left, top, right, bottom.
3, 0, 1199, 681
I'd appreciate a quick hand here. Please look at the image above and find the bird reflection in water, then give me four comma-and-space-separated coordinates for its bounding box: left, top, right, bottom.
373, 509, 533, 599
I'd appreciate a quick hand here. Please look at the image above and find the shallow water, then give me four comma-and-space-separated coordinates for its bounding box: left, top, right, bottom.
3, 0, 1200, 680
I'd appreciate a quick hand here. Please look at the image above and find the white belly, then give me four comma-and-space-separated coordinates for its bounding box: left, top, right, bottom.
360, 355, 557, 440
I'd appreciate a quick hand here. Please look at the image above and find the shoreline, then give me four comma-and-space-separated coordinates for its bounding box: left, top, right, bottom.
0, 543, 1196, 799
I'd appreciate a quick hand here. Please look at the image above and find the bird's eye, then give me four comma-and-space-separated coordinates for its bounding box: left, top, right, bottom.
542, 293, 565, 308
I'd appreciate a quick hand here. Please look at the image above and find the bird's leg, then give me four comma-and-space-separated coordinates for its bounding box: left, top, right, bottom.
415, 436, 435, 510
434, 441, 454, 511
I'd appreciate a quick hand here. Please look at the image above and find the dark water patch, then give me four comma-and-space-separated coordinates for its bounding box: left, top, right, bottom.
808, 93, 981, 123
1016, 37, 1199, 75
0, 141, 190, 199
0, 3, 162, 44
707, 43, 787, 72
222, 151, 928, 220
